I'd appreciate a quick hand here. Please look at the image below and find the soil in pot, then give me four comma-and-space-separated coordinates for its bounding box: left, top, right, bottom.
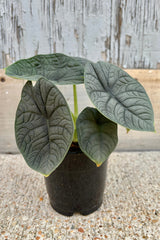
44, 143, 108, 216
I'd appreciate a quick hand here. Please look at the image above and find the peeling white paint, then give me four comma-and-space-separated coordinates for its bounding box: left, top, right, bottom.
0, 0, 160, 68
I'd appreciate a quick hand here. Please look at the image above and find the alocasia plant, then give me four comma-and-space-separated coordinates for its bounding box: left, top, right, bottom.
5, 53, 155, 176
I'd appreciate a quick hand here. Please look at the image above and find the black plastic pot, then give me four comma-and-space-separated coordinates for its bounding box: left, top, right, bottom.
44, 145, 107, 216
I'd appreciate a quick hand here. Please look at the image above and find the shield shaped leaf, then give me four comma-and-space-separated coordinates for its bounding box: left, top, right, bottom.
84, 62, 155, 132
15, 78, 74, 176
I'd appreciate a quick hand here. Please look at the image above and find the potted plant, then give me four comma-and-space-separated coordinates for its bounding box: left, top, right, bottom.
5, 53, 155, 216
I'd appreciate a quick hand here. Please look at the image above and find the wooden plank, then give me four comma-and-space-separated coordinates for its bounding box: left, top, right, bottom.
117, 69, 160, 151
0, 69, 24, 153
125, 69, 160, 82
0, 69, 160, 153
0, 0, 160, 69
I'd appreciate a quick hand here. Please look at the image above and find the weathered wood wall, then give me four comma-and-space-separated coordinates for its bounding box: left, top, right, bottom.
0, 0, 160, 153
0, 0, 160, 69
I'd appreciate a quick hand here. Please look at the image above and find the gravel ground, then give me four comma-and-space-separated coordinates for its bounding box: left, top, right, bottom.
0, 152, 160, 240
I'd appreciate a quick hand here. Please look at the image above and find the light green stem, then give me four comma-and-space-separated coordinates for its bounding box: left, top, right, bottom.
73, 85, 78, 142
73, 85, 78, 117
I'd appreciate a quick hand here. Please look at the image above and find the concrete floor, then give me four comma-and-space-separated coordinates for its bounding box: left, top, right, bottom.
0, 152, 160, 240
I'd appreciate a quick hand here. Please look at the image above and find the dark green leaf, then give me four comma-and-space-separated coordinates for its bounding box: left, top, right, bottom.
5, 53, 89, 85
84, 62, 155, 132
15, 78, 74, 176
76, 107, 118, 166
